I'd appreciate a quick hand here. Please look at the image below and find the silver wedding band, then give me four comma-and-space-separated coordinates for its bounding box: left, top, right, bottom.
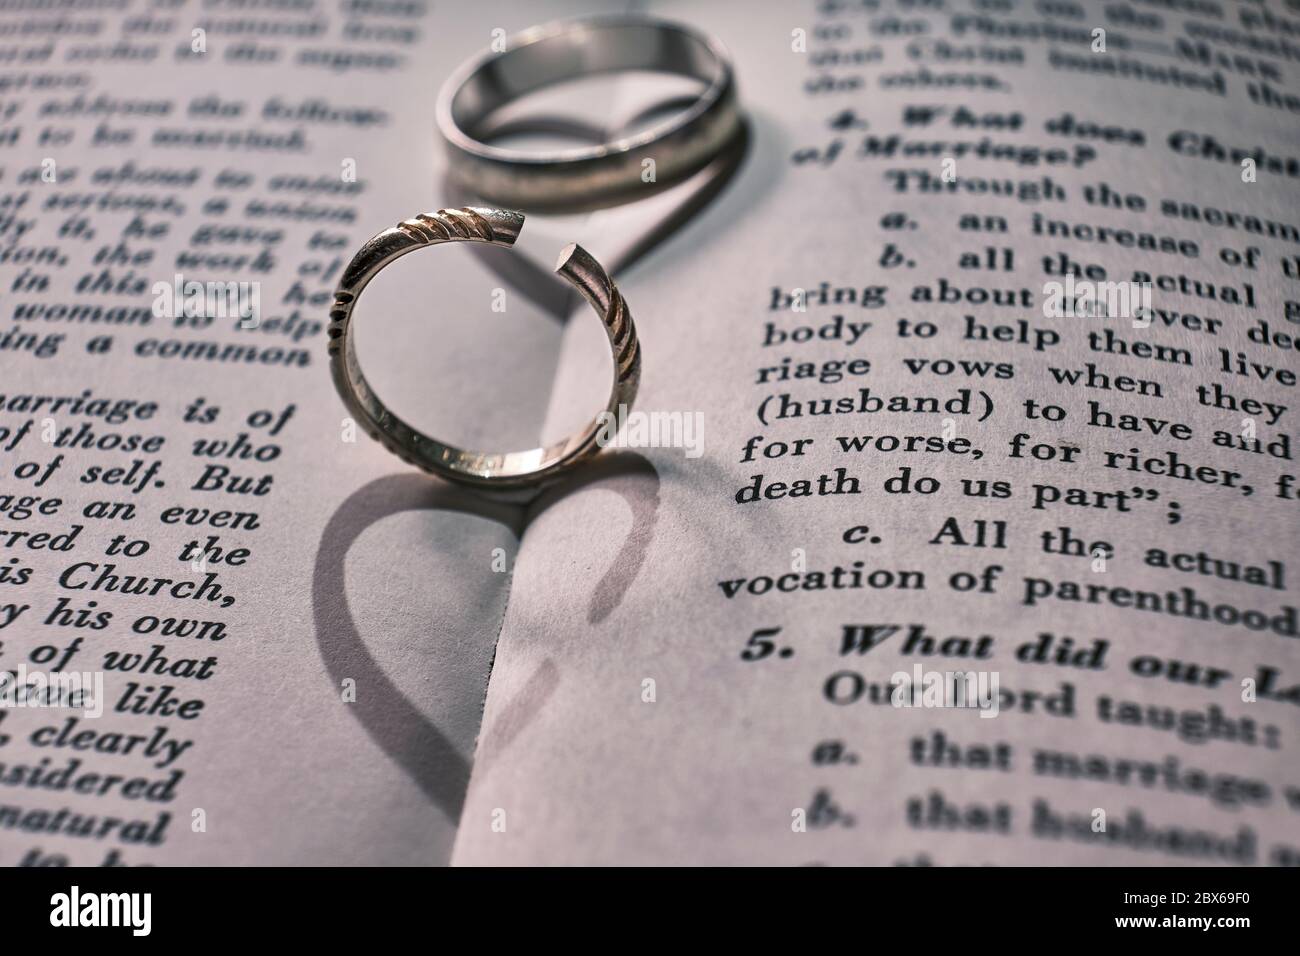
436, 15, 740, 209
327, 207, 641, 490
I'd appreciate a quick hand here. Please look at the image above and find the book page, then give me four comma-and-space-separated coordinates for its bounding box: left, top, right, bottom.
453, 0, 1300, 864
0, 0, 631, 865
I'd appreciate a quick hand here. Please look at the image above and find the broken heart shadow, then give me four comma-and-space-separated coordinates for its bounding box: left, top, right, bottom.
310, 451, 659, 824
309, 103, 746, 833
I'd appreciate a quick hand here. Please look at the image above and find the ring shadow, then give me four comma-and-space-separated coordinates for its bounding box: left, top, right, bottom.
441, 115, 753, 321
311, 98, 754, 827
310, 451, 659, 824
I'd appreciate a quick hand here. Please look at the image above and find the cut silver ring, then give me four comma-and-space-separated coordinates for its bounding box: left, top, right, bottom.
327, 207, 641, 490
436, 15, 740, 209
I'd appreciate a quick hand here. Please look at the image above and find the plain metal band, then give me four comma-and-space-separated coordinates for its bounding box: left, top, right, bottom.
327, 206, 641, 490
436, 16, 740, 208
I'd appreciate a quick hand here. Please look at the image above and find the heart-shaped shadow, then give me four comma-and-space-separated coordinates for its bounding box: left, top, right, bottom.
311, 451, 659, 824
311, 101, 738, 834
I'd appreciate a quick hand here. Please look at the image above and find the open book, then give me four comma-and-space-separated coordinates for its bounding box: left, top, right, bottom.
0, 0, 1297, 866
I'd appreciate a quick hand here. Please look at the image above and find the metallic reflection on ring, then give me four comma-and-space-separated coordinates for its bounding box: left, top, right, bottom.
327, 206, 641, 490
436, 16, 740, 210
